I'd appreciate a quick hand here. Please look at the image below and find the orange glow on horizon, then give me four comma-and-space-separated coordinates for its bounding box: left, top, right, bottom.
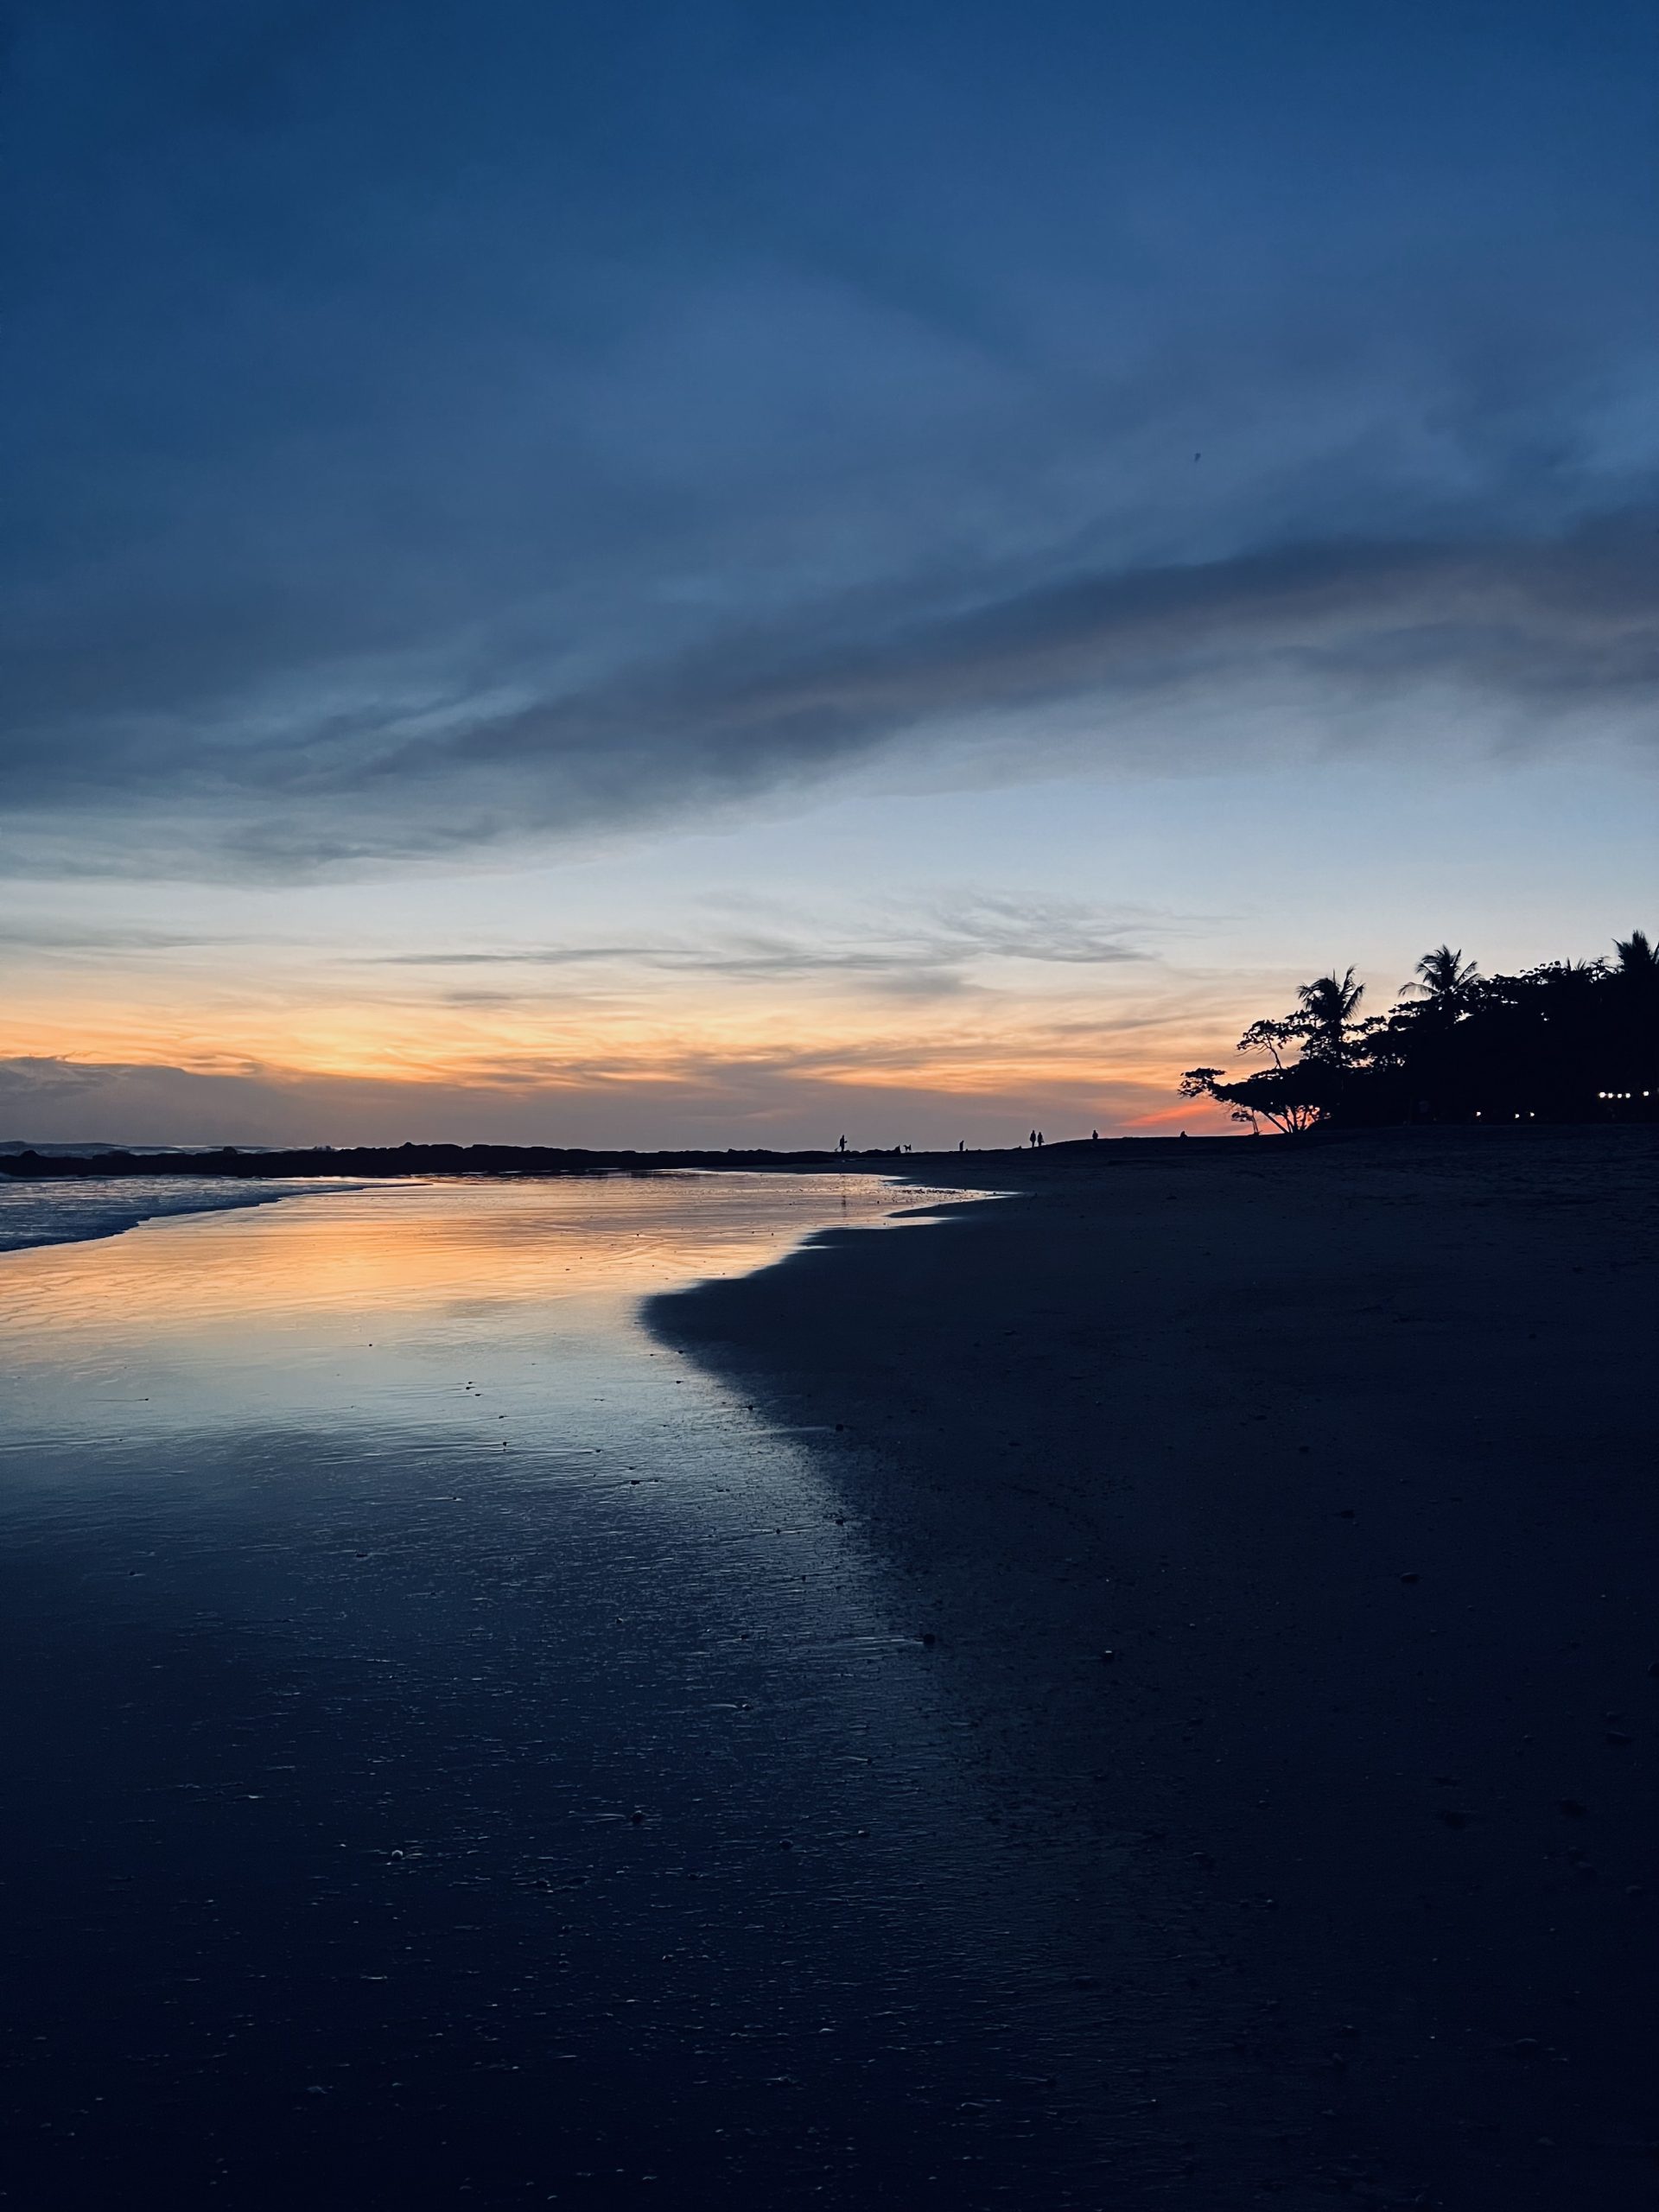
3, 942, 1264, 1136
6, 997, 1242, 1094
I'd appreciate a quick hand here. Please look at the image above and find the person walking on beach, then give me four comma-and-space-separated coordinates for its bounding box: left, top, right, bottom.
837, 1135, 847, 1155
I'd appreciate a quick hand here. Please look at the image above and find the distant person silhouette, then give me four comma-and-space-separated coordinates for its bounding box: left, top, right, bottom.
958, 1140, 964, 1153
1028, 1129, 1037, 1148
1091, 1128, 1099, 1141
837, 1135, 847, 1155
1037, 1131, 1045, 1148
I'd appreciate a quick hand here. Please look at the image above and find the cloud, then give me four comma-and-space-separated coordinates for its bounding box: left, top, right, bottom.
0, 1047, 1185, 1151
429, 510, 1659, 810
359, 893, 1153, 987
6, 508, 1656, 881
3, 2, 1656, 881
0, 919, 221, 952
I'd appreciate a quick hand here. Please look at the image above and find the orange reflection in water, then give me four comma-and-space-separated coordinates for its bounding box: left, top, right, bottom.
0, 1173, 978, 1445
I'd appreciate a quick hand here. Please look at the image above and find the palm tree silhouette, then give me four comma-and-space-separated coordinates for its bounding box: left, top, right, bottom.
1179, 929, 1656, 1128
1613, 928, 1658, 980
1406, 944, 1479, 1009
1296, 968, 1364, 1065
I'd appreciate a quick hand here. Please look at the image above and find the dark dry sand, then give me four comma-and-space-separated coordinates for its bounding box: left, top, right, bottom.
654, 1128, 1659, 2209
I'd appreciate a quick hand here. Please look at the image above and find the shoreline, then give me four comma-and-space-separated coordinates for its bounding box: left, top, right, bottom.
652, 1127, 1659, 2207
0, 1173, 359, 1257
0, 1139, 1039, 1179
5, 1121, 1654, 1186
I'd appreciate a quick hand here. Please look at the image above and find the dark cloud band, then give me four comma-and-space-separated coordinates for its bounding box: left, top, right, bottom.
5, 510, 1655, 878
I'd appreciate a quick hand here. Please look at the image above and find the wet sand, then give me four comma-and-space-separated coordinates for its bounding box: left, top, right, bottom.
0, 1174, 1141, 2211
653, 1129, 1659, 2209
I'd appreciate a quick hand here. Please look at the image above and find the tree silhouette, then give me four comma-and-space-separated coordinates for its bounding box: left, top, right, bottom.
1614, 928, 1658, 982
1180, 969, 1361, 1134
1179, 931, 1656, 1130
1179, 1060, 1325, 1135
1405, 945, 1479, 1012
1296, 968, 1365, 1065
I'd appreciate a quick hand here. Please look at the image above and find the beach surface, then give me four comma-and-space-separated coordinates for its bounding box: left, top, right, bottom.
654, 1129, 1659, 2208
0, 1172, 1134, 2211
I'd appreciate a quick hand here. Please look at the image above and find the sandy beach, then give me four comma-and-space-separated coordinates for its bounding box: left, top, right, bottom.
0, 1173, 1149, 2210
654, 1129, 1659, 2208
3, 1141, 1654, 2209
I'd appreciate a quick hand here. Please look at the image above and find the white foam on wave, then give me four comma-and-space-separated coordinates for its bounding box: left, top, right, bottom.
0, 1177, 344, 1255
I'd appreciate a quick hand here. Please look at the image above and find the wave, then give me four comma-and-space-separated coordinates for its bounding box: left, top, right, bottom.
0, 1177, 346, 1255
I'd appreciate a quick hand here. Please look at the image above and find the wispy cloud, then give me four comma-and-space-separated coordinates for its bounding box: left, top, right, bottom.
0, 918, 235, 954
356, 893, 1154, 987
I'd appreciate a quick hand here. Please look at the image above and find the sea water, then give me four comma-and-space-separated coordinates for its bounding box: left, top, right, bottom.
0, 1174, 1119, 2209
0, 1172, 344, 1253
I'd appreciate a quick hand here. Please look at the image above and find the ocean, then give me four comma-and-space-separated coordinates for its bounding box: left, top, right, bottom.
0, 1172, 347, 1254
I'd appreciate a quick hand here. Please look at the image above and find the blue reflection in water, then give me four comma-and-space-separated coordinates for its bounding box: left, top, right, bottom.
0, 1176, 1117, 2209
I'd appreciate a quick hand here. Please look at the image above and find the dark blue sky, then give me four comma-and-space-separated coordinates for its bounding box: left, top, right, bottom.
5, 0, 1655, 866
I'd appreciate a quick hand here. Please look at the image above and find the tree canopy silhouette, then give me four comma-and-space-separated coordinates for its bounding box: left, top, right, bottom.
1181, 932, 1657, 1132
1405, 945, 1480, 1012
1614, 928, 1658, 982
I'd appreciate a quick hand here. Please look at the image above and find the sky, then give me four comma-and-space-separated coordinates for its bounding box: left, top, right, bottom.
3, 0, 1656, 1147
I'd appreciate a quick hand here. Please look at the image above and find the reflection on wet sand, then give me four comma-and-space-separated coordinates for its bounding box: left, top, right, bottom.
0, 1173, 1136, 2212
0, 1173, 963, 1439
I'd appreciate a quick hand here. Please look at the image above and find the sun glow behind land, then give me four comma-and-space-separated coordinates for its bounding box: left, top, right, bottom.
3, 759, 1652, 1147
2, 924, 1233, 1141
